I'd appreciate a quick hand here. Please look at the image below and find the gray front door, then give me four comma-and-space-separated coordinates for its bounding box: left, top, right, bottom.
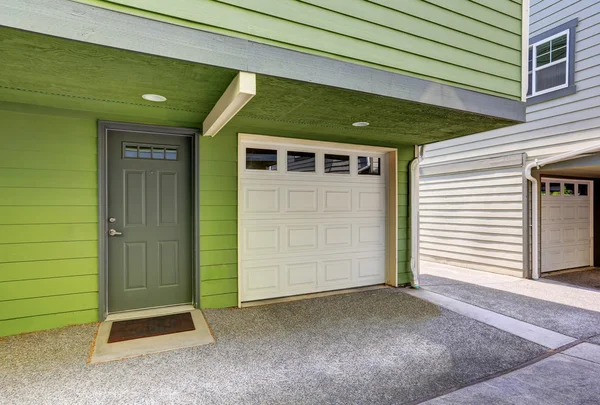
107, 130, 192, 313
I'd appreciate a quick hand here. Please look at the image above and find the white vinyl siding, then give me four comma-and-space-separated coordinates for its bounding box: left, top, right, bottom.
420, 166, 525, 276
419, 0, 600, 276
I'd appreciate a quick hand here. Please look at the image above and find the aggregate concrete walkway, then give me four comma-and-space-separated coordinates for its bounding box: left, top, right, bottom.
545, 268, 600, 291
0, 288, 545, 405
411, 261, 600, 404
422, 343, 600, 405
420, 261, 600, 339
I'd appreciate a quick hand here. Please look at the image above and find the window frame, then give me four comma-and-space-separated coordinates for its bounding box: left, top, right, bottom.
527, 18, 578, 105
529, 30, 569, 97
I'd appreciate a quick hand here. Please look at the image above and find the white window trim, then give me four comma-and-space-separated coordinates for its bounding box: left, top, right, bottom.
529, 29, 570, 98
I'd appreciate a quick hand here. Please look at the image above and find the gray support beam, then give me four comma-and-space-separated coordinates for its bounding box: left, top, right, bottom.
0, 0, 525, 122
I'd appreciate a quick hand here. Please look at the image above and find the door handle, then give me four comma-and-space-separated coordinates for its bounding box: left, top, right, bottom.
108, 229, 123, 236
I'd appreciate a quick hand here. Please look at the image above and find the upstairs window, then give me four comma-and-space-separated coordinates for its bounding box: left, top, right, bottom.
528, 32, 568, 97
527, 19, 577, 104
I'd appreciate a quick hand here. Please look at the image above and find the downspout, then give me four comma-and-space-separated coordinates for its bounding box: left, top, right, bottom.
524, 159, 540, 279
410, 147, 422, 288
524, 142, 600, 280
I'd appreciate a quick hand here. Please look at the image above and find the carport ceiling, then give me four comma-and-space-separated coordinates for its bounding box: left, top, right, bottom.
540, 153, 600, 179
0, 27, 517, 145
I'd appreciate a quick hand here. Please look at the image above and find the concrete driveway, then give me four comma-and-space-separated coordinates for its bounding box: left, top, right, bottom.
0, 288, 545, 405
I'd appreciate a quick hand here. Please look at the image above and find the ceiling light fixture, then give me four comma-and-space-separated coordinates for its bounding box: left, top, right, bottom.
142, 94, 167, 102
352, 121, 370, 127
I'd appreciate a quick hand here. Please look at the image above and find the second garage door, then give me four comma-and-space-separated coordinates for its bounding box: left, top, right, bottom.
239, 136, 389, 302
541, 178, 592, 273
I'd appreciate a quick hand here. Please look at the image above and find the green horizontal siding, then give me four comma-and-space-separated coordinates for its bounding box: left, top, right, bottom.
0, 310, 97, 338
0, 110, 99, 337
200, 293, 238, 308
0, 258, 98, 282
75, 0, 523, 99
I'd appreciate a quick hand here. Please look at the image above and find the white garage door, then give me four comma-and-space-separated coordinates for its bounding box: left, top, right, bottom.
239, 137, 388, 302
541, 178, 592, 273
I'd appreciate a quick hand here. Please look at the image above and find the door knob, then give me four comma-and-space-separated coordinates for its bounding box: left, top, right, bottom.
108, 229, 122, 236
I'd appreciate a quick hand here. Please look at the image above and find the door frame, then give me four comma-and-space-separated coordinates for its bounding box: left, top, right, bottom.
97, 121, 200, 321
539, 176, 594, 272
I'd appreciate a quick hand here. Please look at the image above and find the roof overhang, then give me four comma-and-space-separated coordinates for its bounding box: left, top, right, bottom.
0, 0, 525, 124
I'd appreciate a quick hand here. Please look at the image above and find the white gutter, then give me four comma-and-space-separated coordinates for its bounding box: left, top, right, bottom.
410, 155, 421, 288
525, 142, 600, 279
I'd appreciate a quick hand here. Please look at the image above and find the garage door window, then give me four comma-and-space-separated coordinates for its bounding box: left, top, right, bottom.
358, 156, 381, 175
246, 148, 278, 171
542, 180, 591, 197
324, 154, 350, 174
287, 151, 316, 172
564, 183, 575, 195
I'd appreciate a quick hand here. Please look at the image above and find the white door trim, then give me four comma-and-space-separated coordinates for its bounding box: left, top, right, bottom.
237, 133, 398, 306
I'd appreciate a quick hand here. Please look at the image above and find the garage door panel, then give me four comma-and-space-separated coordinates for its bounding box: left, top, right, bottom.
357, 224, 384, 245
578, 205, 590, 220
244, 187, 280, 213
285, 188, 318, 212
245, 264, 280, 292
244, 226, 279, 253
322, 259, 353, 283
324, 224, 352, 247
357, 189, 385, 212
286, 225, 318, 251
357, 256, 385, 279
286, 262, 318, 290
240, 139, 388, 302
323, 189, 352, 212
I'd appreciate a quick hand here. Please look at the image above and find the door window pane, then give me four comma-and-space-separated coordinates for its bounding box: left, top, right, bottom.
358, 156, 381, 175
124, 145, 138, 158
324, 154, 350, 174
578, 184, 588, 196
287, 151, 315, 172
139, 147, 152, 159
541, 182, 546, 195
152, 148, 165, 159
246, 148, 278, 170
165, 148, 178, 160
549, 183, 561, 195
564, 183, 575, 195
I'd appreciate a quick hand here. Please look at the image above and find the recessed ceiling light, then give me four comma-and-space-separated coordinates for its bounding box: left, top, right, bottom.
352, 121, 369, 127
142, 94, 167, 102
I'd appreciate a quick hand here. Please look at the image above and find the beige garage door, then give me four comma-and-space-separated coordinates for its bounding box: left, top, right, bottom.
239, 136, 389, 302
541, 178, 592, 273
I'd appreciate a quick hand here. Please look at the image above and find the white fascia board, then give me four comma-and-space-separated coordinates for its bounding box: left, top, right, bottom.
203, 72, 256, 137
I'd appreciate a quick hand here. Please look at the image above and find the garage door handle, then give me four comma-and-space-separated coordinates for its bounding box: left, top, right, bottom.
108, 229, 122, 236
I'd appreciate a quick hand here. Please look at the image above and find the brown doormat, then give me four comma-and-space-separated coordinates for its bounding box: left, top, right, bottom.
108, 312, 195, 343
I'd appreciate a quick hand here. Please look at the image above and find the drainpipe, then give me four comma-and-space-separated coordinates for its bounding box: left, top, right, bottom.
524, 142, 600, 280
410, 148, 421, 288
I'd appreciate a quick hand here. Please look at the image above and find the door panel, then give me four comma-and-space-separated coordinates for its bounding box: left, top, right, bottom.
107, 130, 192, 312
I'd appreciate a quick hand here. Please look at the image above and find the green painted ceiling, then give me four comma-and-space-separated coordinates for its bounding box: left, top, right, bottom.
0, 27, 517, 145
